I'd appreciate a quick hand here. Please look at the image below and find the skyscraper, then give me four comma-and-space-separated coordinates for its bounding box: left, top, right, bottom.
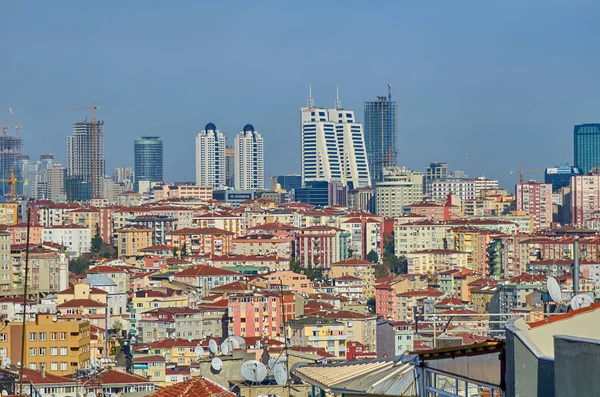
574, 123, 600, 174
234, 124, 264, 190
67, 120, 105, 199
426, 162, 448, 181
134, 136, 163, 192
364, 85, 398, 182
301, 87, 371, 188
225, 146, 235, 188
196, 123, 226, 188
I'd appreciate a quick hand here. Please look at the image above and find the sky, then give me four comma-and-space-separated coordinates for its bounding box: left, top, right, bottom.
1, 1, 599, 188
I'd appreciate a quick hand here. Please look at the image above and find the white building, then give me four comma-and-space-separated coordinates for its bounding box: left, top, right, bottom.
426, 176, 498, 202
42, 225, 91, 257
301, 89, 371, 188
375, 166, 424, 217
234, 124, 264, 190
195, 123, 226, 189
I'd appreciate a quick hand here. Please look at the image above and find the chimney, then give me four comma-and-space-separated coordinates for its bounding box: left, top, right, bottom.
41, 363, 46, 378
573, 236, 580, 295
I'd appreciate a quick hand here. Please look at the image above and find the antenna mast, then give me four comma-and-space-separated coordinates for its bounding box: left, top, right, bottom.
335, 86, 342, 110
387, 83, 392, 101
308, 83, 315, 109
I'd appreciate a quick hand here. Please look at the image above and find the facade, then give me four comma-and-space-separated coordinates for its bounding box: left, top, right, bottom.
545, 166, 580, 191
570, 174, 600, 224
0, 314, 91, 375
288, 316, 347, 359
364, 89, 397, 182
276, 174, 302, 191
165, 227, 234, 256
43, 164, 67, 202
328, 258, 375, 299
67, 120, 105, 199
295, 226, 350, 269
515, 182, 552, 231
225, 146, 235, 187
195, 123, 226, 189
301, 95, 371, 188
426, 162, 448, 181
375, 166, 423, 217
234, 124, 264, 190
42, 225, 91, 257
406, 249, 469, 274
426, 177, 499, 202
134, 136, 163, 192
116, 225, 153, 257
227, 292, 282, 338
574, 123, 600, 174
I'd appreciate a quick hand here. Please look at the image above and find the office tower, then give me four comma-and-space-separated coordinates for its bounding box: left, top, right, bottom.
19, 155, 38, 198
426, 162, 448, 181
364, 85, 398, 182
225, 146, 235, 188
294, 181, 346, 207
67, 120, 105, 199
276, 175, 302, 191
39, 154, 54, 172
45, 164, 67, 202
329, 90, 371, 188
574, 123, 600, 174
234, 124, 264, 190
301, 87, 371, 187
196, 123, 226, 188
134, 136, 163, 192
545, 166, 581, 191
516, 182, 553, 231
375, 166, 424, 217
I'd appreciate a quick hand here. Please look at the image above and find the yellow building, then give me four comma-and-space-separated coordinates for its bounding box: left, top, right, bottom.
0, 202, 19, 225
0, 314, 91, 375
116, 225, 153, 258
0, 230, 13, 293
64, 208, 100, 237
287, 316, 346, 359
132, 355, 166, 386
405, 249, 469, 274
327, 259, 375, 299
131, 289, 189, 323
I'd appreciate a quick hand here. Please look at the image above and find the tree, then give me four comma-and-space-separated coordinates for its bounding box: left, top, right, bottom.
367, 297, 376, 313
374, 264, 389, 278
290, 258, 301, 273
112, 319, 124, 336
91, 236, 103, 252
69, 256, 92, 274
367, 249, 379, 264
180, 243, 188, 258
383, 234, 395, 255
172, 247, 178, 258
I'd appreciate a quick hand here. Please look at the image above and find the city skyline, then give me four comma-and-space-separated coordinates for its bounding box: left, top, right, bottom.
1, 2, 599, 188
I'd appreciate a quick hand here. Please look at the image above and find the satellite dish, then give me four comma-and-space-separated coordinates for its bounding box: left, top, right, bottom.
221, 340, 231, 356
188, 338, 193, 343
241, 360, 268, 383
570, 294, 594, 310
208, 339, 218, 355
2, 390, 8, 396
231, 335, 247, 349
194, 346, 204, 357
211, 357, 223, 372
87, 393, 96, 397
273, 363, 288, 386
547, 277, 562, 303
52, 317, 58, 322
268, 358, 277, 368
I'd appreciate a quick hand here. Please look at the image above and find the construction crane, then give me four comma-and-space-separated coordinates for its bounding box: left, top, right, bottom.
69, 104, 100, 197
0, 169, 26, 198
263, 175, 278, 191
509, 165, 544, 185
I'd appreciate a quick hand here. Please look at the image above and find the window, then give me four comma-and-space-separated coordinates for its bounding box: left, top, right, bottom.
60, 362, 68, 371
39, 347, 46, 356
50, 362, 58, 371
50, 332, 57, 341
59, 332, 67, 340
29, 363, 36, 370
29, 348, 36, 356
50, 347, 58, 356
0, 334, 6, 342
60, 347, 68, 356
154, 371, 160, 378
39, 332, 46, 341
29, 333, 36, 342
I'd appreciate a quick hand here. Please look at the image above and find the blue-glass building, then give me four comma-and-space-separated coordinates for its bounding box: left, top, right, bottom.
574, 124, 600, 174
276, 174, 302, 191
364, 90, 398, 182
134, 136, 163, 192
544, 166, 581, 191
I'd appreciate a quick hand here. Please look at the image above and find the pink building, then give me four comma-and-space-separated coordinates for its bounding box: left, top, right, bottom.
295, 226, 344, 269
516, 181, 552, 231
375, 282, 398, 320
571, 174, 600, 225
227, 292, 282, 338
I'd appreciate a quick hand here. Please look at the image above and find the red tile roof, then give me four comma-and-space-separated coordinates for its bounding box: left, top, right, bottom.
6, 368, 77, 385
95, 369, 154, 385
331, 258, 374, 266
529, 302, 600, 328
133, 355, 166, 363
57, 285, 108, 295
149, 375, 234, 397
175, 264, 241, 277
56, 299, 106, 308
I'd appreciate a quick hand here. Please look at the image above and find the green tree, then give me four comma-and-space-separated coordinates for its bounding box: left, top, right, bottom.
366, 297, 376, 313
91, 236, 103, 252
180, 243, 188, 258
172, 247, 178, 258
367, 249, 379, 264
290, 258, 301, 273
374, 264, 389, 278
69, 256, 92, 274
383, 234, 395, 255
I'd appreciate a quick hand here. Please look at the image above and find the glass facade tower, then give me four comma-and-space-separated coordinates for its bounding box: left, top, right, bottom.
134, 136, 163, 192
364, 92, 398, 182
574, 124, 600, 174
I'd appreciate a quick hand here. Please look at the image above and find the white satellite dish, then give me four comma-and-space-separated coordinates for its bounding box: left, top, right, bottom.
221, 340, 231, 356
241, 360, 268, 383
273, 363, 288, 386
2, 390, 8, 396
208, 339, 218, 355
87, 393, 96, 397
570, 294, 594, 310
268, 358, 277, 368
211, 357, 223, 372
231, 335, 247, 349
52, 316, 58, 323
547, 277, 562, 303
194, 346, 204, 357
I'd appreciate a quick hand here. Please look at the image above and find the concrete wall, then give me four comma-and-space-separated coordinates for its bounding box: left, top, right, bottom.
554, 336, 600, 397
376, 323, 394, 358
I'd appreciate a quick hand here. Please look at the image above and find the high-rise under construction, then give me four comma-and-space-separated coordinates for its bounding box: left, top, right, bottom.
67, 120, 105, 200
0, 124, 23, 197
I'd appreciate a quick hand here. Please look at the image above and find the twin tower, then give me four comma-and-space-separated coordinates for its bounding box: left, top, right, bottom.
195, 123, 264, 190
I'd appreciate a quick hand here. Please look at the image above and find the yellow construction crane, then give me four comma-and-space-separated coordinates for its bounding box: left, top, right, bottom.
69, 104, 100, 197
509, 165, 544, 185
0, 169, 26, 198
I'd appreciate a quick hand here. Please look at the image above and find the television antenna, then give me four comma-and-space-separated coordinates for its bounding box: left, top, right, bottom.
241, 360, 268, 383
273, 363, 288, 386
211, 357, 223, 372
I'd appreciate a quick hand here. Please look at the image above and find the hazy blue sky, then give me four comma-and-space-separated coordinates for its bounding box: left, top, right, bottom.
1, 1, 599, 188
